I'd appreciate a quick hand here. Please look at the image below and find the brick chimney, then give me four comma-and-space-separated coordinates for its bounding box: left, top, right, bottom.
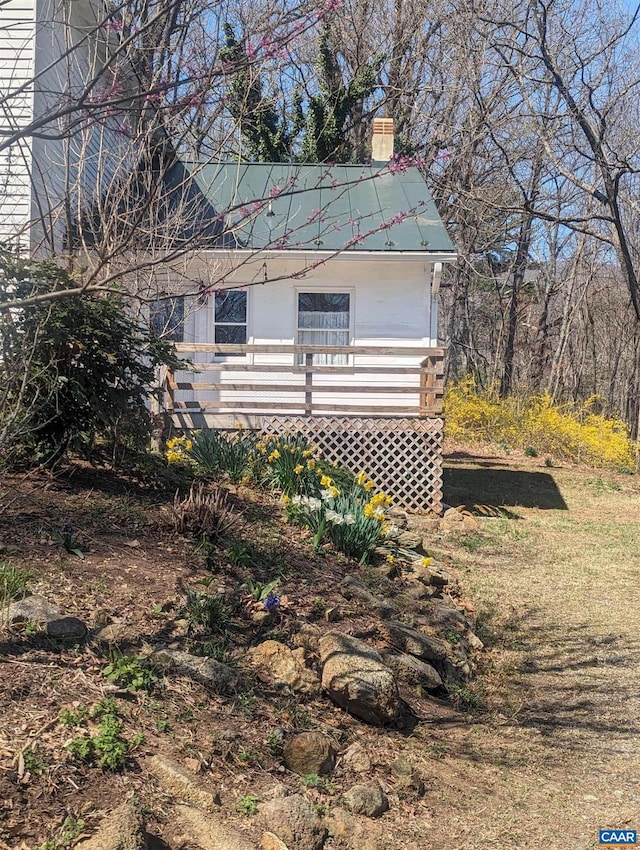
371, 118, 394, 162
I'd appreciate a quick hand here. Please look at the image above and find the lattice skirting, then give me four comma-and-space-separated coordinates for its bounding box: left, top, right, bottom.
260, 416, 443, 515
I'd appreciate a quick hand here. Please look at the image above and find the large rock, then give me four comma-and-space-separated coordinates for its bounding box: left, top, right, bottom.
282, 732, 335, 776
151, 648, 238, 692
413, 600, 468, 631
77, 802, 145, 850
378, 621, 447, 664
4, 594, 61, 626
259, 794, 326, 850
340, 742, 371, 773
319, 632, 400, 726
148, 755, 220, 811
342, 781, 389, 818
324, 810, 384, 850
47, 616, 87, 639
175, 805, 257, 850
381, 651, 443, 691
391, 757, 425, 798
248, 641, 320, 696
339, 577, 398, 620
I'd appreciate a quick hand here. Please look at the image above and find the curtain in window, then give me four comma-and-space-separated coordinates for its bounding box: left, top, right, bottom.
297, 293, 350, 365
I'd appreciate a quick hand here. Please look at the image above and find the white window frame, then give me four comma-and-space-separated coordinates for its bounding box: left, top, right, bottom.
294, 287, 354, 366
212, 287, 251, 361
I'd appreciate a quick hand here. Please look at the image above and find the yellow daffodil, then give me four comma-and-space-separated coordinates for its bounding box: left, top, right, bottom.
420, 556, 433, 567
294, 464, 304, 474
320, 474, 333, 487
307, 459, 316, 469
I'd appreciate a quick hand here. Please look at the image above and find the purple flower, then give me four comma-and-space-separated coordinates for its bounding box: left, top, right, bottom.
263, 593, 281, 613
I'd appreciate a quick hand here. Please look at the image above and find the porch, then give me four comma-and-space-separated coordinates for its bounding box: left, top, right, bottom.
157, 343, 446, 514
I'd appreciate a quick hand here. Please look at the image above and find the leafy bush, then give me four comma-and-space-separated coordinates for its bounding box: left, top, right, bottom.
0, 251, 178, 467
445, 377, 637, 468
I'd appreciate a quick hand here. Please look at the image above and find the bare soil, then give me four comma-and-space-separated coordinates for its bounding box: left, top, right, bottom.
0, 451, 638, 850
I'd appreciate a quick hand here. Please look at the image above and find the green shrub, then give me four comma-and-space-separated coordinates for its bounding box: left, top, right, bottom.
187, 429, 256, 481
67, 710, 142, 771
260, 433, 322, 497
0, 251, 179, 467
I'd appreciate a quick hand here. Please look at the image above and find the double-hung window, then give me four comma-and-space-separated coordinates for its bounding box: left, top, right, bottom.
214, 290, 247, 352
150, 296, 184, 342
297, 292, 350, 365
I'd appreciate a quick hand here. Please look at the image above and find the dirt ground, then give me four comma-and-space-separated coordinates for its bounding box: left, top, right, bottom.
0, 451, 638, 850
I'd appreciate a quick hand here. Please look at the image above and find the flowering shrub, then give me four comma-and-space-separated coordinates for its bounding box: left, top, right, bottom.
288, 478, 392, 563
445, 377, 637, 468
259, 433, 322, 496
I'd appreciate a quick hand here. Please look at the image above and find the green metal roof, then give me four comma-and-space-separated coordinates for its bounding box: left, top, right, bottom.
179, 161, 454, 254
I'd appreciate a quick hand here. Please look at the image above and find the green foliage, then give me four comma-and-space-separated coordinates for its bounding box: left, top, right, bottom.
39, 816, 85, 850
219, 23, 382, 163
50, 522, 85, 559
67, 710, 142, 771
0, 251, 179, 467
187, 428, 257, 482
302, 773, 337, 793
23, 748, 48, 775
241, 577, 280, 602
0, 562, 31, 602
183, 588, 230, 635
524, 445, 538, 457
102, 654, 156, 692
234, 794, 260, 816
261, 432, 321, 497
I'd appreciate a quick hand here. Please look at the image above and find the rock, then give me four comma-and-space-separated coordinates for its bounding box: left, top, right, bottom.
413, 600, 468, 631
93, 623, 136, 646
342, 780, 389, 818
391, 757, 425, 797
283, 732, 335, 776
393, 531, 422, 550
381, 651, 443, 691
4, 594, 61, 626
47, 616, 87, 639
418, 518, 441, 534
378, 621, 447, 664
293, 624, 321, 653
148, 755, 220, 811
151, 648, 238, 692
466, 630, 484, 651
175, 805, 257, 850
462, 514, 480, 531
339, 577, 398, 619
248, 641, 320, 697
324, 810, 383, 850
440, 656, 472, 687
259, 794, 326, 850
341, 742, 371, 773
76, 802, 145, 850
319, 632, 400, 726
262, 834, 289, 850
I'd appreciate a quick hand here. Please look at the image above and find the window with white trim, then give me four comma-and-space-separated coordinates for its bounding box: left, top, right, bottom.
150, 296, 184, 342
297, 292, 350, 365
214, 289, 247, 349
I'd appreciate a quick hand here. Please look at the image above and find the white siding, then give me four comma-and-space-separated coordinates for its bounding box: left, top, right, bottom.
0, 0, 36, 247
1, 0, 134, 251
176, 256, 438, 414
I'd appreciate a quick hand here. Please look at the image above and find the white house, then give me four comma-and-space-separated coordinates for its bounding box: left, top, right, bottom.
151, 143, 456, 512
1, 0, 457, 512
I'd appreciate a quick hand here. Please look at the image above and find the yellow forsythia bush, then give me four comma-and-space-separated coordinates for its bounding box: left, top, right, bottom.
444, 376, 637, 469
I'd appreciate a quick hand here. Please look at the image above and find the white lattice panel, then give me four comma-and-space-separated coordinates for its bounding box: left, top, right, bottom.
260, 416, 443, 514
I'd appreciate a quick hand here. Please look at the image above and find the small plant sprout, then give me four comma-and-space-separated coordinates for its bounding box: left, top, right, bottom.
52, 521, 85, 559
235, 794, 260, 815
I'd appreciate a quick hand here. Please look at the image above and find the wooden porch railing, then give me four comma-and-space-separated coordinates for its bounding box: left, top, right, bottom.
158, 343, 445, 421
